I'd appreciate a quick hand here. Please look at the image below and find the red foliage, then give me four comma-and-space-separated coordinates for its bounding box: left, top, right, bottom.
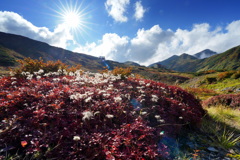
203, 94, 240, 108
0, 71, 205, 159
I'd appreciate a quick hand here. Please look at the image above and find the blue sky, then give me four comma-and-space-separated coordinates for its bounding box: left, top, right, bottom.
0, 0, 240, 65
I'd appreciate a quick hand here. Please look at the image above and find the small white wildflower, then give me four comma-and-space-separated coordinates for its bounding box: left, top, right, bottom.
70, 95, 76, 100
73, 136, 80, 141
103, 93, 110, 97
10, 71, 15, 76
139, 81, 145, 85
36, 76, 41, 80
179, 116, 183, 119
94, 111, 100, 115
114, 96, 122, 103
106, 114, 114, 119
38, 69, 44, 74
53, 78, 60, 82
127, 86, 133, 89
85, 97, 92, 103
158, 119, 165, 123
151, 95, 159, 102
11, 81, 17, 85
26, 74, 33, 80
182, 108, 185, 111
155, 115, 161, 119
11, 77, 17, 80
140, 111, 147, 115
82, 111, 94, 121
69, 72, 74, 76
146, 83, 151, 87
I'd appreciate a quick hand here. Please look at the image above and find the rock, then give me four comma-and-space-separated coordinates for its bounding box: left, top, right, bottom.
207, 147, 218, 152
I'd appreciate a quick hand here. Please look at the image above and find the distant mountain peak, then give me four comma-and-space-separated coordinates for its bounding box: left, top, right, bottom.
193, 49, 217, 59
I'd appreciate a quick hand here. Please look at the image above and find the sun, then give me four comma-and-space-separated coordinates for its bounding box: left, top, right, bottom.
63, 11, 81, 29
51, 0, 91, 36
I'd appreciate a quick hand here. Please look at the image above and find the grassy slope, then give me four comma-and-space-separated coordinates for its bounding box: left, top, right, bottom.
197, 45, 240, 71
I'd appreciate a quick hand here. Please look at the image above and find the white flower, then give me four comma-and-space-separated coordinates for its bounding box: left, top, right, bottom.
158, 119, 165, 123
94, 111, 100, 115
140, 111, 147, 115
82, 111, 94, 121
179, 116, 183, 119
53, 78, 60, 82
106, 114, 114, 119
11, 81, 17, 85
103, 93, 110, 97
114, 96, 122, 103
36, 76, 41, 80
73, 136, 80, 141
155, 115, 161, 119
38, 69, 44, 74
139, 81, 145, 85
26, 74, 33, 80
151, 95, 159, 102
85, 97, 92, 103
146, 83, 151, 87
69, 72, 74, 76
70, 95, 76, 100
10, 71, 15, 76
11, 77, 16, 80
127, 86, 133, 89
182, 108, 185, 111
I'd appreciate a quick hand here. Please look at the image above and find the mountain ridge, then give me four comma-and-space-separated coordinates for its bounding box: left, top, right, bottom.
150, 47, 240, 72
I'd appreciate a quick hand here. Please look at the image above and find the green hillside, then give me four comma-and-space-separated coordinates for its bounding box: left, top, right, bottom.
197, 45, 240, 71
152, 45, 240, 72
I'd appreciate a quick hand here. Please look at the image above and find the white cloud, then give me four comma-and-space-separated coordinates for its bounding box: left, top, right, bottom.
77, 20, 240, 66
0, 11, 73, 49
74, 33, 129, 61
105, 0, 130, 22
134, 1, 146, 21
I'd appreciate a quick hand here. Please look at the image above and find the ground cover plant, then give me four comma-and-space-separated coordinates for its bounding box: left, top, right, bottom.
0, 66, 205, 159
203, 94, 240, 109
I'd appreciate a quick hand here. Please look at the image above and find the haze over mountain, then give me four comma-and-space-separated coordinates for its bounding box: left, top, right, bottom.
149, 47, 240, 72
193, 49, 217, 59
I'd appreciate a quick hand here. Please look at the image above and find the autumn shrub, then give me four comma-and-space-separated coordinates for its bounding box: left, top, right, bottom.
12, 57, 81, 77
217, 71, 235, 81
111, 67, 132, 79
0, 70, 205, 159
231, 70, 240, 79
203, 94, 240, 108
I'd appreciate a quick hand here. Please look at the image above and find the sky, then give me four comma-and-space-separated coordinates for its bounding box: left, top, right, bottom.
0, 0, 240, 66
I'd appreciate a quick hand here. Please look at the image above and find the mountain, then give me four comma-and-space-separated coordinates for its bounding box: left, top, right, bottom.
123, 61, 141, 67
196, 45, 240, 71
149, 53, 198, 72
150, 46, 240, 72
193, 49, 217, 59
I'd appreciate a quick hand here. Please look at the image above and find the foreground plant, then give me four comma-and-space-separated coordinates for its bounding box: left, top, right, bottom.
0, 69, 205, 159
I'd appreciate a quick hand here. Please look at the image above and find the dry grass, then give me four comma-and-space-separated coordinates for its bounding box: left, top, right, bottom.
206, 105, 240, 130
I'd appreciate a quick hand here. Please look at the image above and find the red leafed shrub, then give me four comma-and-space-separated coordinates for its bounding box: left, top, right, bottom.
203, 94, 240, 108
0, 70, 205, 159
